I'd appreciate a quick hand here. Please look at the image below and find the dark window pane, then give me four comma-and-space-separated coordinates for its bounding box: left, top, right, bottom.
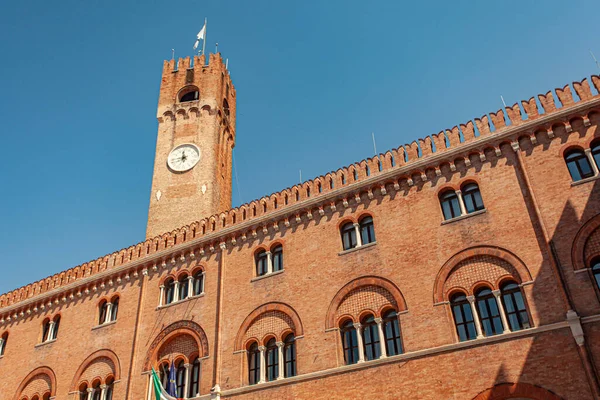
359, 217, 376, 245
475, 289, 503, 336
501, 282, 531, 331
440, 191, 461, 220
451, 294, 476, 341
341, 223, 357, 250
565, 150, 594, 181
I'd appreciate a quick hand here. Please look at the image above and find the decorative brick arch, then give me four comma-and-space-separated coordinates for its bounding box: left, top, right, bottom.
12, 366, 56, 400
234, 302, 304, 351
70, 349, 121, 391
143, 320, 209, 371
325, 276, 407, 330
472, 382, 563, 400
571, 213, 600, 270
434, 246, 533, 303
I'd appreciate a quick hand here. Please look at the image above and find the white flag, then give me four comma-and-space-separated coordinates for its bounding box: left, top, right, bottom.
193, 22, 206, 50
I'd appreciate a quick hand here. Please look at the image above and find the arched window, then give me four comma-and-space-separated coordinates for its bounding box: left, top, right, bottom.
179, 88, 199, 103
382, 310, 402, 356
110, 297, 119, 322
593, 258, 600, 290
52, 315, 60, 340
178, 275, 189, 301
43, 394, 50, 400
440, 190, 461, 220
188, 357, 201, 398
272, 245, 283, 272
565, 148, 594, 181
164, 278, 175, 305
266, 338, 279, 381
255, 250, 268, 277
79, 383, 88, 400
359, 216, 376, 245
99, 300, 108, 325
341, 222, 357, 251
461, 183, 484, 213
450, 293, 476, 342
247, 342, 260, 385
0, 332, 7, 356
592, 140, 600, 170
501, 282, 531, 331
159, 362, 169, 389
42, 319, 52, 342
92, 382, 101, 400
283, 333, 296, 378
105, 377, 114, 400
475, 288, 504, 336
361, 315, 381, 361
193, 270, 204, 296
176, 360, 186, 398
340, 320, 359, 365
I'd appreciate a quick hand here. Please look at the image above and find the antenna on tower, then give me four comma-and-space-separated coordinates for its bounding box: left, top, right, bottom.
225, 58, 229, 70
215, 42, 219, 53
171, 49, 175, 60
299, 170, 302, 183
590, 50, 600, 71
371, 132, 377, 155
500, 95, 507, 108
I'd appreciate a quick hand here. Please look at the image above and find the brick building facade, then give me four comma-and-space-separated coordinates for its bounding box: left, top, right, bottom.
1, 53, 600, 400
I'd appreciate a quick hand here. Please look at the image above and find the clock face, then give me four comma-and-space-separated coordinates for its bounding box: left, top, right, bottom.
167, 144, 201, 172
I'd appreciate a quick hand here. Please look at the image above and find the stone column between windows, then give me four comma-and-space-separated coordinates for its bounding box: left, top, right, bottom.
374, 318, 387, 358
258, 346, 267, 383
187, 276, 194, 298
455, 189, 467, 215
104, 302, 113, 324
266, 251, 273, 274
276, 341, 284, 380
201, 272, 206, 294
183, 363, 191, 399
86, 387, 94, 400
173, 281, 180, 302
585, 148, 599, 175
99, 384, 107, 400
159, 285, 165, 307
466, 296, 484, 339
492, 290, 511, 333
48, 320, 56, 341
353, 223, 363, 247
353, 323, 365, 363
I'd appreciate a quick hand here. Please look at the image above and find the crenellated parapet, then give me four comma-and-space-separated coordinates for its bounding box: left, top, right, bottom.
1, 74, 599, 320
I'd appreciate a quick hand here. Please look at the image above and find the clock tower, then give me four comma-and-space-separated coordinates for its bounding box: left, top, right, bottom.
146, 53, 236, 239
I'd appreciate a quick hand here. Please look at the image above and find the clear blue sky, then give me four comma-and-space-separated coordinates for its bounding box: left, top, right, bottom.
0, 0, 598, 294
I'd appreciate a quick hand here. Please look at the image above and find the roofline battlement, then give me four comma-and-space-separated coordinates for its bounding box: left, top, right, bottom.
1, 74, 599, 316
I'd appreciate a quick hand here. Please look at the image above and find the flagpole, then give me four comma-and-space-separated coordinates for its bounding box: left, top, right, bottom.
202, 17, 207, 57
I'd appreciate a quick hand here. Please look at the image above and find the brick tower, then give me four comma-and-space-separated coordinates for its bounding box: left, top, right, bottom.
146, 53, 236, 238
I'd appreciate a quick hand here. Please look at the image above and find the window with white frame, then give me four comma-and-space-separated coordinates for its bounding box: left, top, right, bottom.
0, 332, 7, 356
440, 183, 485, 221
41, 315, 60, 343
450, 282, 531, 342
254, 245, 284, 278
564, 141, 600, 182
341, 215, 377, 251
159, 270, 205, 306
246, 332, 297, 385
98, 295, 119, 325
